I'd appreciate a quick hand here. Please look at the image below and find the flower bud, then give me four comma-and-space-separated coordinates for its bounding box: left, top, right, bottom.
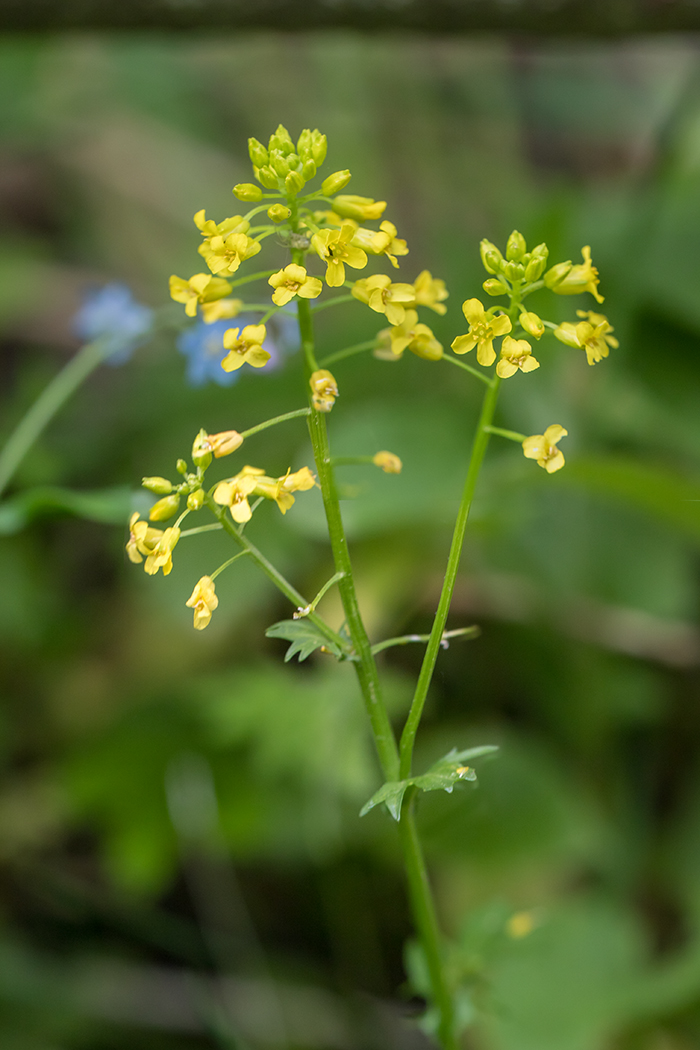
480, 239, 504, 275
256, 166, 280, 190
301, 158, 317, 181
176, 459, 188, 475
233, 183, 263, 201
332, 195, 386, 221
269, 149, 290, 178
192, 428, 213, 469
248, 137, 268, 168
321, 170, 351, 195
187, 489, 205, 511
373, 451, 402, 474
149, 493, 181, 522
209, 430, 244, 457
519, 311, 545, 339
483, 278, 508, 296
544, 261, 572, 289
268, 204, 291, 223
311, 132, 327, 166
505, 260, 525, 282
506, 230, 527, 261
297, 128, 312, 155
142, 476, 173, 495
285, 170, 305, 195
524, 243, 548, 282
310, 369, 338, 413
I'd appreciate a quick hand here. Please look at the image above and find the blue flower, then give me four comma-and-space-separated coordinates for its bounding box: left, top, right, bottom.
74, 283, 154, 366
177, 311, 299, 387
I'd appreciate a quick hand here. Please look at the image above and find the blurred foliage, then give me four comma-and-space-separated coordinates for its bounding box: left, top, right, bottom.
2, 29, 700, 1050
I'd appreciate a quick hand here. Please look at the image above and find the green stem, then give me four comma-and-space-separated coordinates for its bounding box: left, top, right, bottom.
311, 294, 355, 314
227, 269, 277, 290
210, 549, 250, 581
371, 626, 479, 656
294, 570, 345, 617
442, 354, 493, 387
0, 337, 109, 500
240, 408, 310, 440
483, 425, 526, 442
399, 795, 458, 1050
203, 493, 350, 657
399, 376, 502, 779
180, 523, 223, 539
295, 293, 399, 782
318, 340, 377, 368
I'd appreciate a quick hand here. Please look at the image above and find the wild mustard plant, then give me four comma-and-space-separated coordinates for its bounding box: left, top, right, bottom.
127, 124, 612, 1049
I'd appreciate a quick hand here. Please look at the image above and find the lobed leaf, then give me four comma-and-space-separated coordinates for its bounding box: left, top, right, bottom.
265, 618, 344, 662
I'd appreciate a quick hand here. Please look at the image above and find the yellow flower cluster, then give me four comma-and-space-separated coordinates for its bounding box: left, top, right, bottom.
349, 270, 448, 361
214, 465, 316, 523
126, 514, 180, 575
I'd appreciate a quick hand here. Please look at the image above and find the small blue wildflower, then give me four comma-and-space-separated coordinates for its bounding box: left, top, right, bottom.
177, 311, 297, 387
74, 283, 154, 366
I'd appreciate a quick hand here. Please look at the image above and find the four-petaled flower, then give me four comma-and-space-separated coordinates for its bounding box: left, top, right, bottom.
199, 231, 261, 277
126, 513, 162, 564
554, 310, 618, 365
193, 209, 249, 239
269, 264, 323, 306
522, 425, 568, 473
389, 310, 443, 361
496, 336, 540, 379
144, 527, 181, 576
186, 576, 219, 630
311, 223, 368, 287
222, 324, 270, 371
352, 274, 416, 326
413, 270, 448, 315
254, 467, 317, 515
451, 299, 512, 366
169, 273, 232, 318
351, 221, 409, 268
548, 246, 603, 303
213, 467, 263, 524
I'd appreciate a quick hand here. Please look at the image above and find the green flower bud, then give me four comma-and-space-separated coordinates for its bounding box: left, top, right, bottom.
519, 311, 545, 339
311, 131, 327, 166
297, 128, 312, 155
544, 261, 572, 289
142, 476, 173, 495
301, 158, 317, 181
506, 230, 527, 261
480, 238, 504, 275
524, 243, 549, 282
232, 183, 263, 202
285, 170, 305, 195
268, 204, 291, 223
176, 459, 188, 475
192, 428, 213, 470
505, 260, 525, 282
256, 166, 280, 190
149, 493, 181, 522
187, 489, 205, 511
483, 278, 508, 296
248, 137, 268, 168
321, 169, 351, 195
269, 149, 290, 178
269, 124, 294, 154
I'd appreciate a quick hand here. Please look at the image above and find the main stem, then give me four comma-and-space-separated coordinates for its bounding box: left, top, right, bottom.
295, 293, 399, 782
399, 376, 501, 779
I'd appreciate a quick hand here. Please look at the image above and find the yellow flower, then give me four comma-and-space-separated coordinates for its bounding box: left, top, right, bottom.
144, 526, 180, 576
186, 576, 219, 630
222, 324, 270, 372
351, 274, 416, 326
309, 369, 339, 412
194, 429, 244, 459
413, 270, 448, 315
200, 298, 243, 324
554, 310, 618, 365
311, 223, 368, 287
373, 451, 402, 474
169, 273, 232, 318
126, 512, 162, 564
268, 264, 323, 306
389, 309, 443, 361
496, 336, 540, 379
522, 424, 568, 473
331, 195, 387, 222
506, 911, 536, 939
548, 246, 603, 303
199, 231, 261, 277
351, 221, 409, 268
451, 299, 512, 366
213, 467, 263, 524
271, 466, 317, 515
193, 209, 250, 239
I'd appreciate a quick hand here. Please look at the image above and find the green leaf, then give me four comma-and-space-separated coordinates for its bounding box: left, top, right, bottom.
265, 619, 344, 663
360, 744, 498, 820
0, 486, 133, 535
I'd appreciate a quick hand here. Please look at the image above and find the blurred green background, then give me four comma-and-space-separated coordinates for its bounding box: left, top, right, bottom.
2, 29, 700, 1050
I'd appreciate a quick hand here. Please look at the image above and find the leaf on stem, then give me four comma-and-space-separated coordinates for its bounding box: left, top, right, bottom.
265, 618, 344, 663
360, 745, 499, 821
